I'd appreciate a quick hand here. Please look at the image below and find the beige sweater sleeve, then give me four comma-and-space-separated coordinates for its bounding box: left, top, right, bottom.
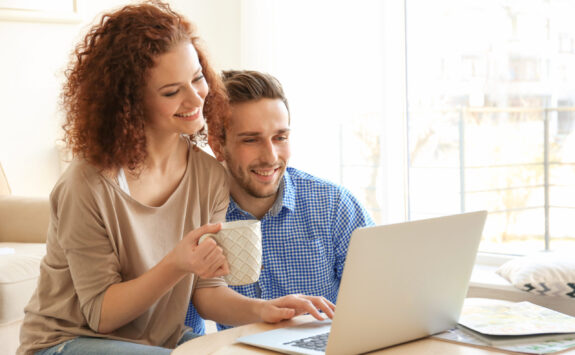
195, 153, 229, 290
49, 169, 122, 332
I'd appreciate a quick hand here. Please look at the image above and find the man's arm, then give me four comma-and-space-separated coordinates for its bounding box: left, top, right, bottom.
333, 188, 375, 280
193, 286, 335, 326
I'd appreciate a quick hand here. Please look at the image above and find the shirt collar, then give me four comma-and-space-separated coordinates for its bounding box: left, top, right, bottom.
228, 167, 296, 218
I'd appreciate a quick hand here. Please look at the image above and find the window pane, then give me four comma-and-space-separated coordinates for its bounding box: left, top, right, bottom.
406, 0, 575, 254
549, 207, 575, 247
481, 209, 546, 254
247, 0, 392, 224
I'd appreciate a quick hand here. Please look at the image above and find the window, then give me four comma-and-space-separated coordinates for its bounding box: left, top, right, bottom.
239, 0, 575, 255
406, 0, 575, 254
240, 0, 405, 223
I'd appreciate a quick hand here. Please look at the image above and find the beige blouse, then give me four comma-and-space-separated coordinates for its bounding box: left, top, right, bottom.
18, 145, 229, 355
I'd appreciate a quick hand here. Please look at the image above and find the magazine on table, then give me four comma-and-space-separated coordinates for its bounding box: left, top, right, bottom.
433, 298, 575, 354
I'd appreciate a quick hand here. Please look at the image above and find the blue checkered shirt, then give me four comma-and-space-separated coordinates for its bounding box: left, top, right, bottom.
184, 167, 374, 333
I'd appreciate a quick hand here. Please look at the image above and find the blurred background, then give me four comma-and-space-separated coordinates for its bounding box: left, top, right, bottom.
2, 0, 574, 255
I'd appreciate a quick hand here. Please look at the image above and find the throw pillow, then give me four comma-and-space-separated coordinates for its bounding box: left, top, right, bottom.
496, 254, 575, 298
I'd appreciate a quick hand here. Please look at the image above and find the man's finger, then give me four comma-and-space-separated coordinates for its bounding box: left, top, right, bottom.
313, 297, 335, 319
280, 308, 295, 320
304, 301, 324, 320
286, 297, 321, 319
294, 296, 334, 320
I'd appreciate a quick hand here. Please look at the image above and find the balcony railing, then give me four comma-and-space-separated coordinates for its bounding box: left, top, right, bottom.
407, 106, 575, 252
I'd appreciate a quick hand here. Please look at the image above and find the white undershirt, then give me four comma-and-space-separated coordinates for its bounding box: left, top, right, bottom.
117, 168, 131, 196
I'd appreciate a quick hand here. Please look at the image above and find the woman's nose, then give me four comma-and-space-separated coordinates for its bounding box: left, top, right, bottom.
184, 84, 203, 106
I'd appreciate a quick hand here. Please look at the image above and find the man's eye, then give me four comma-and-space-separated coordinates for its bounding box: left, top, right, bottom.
276, 136, 288, 141
243, 139, 257, 143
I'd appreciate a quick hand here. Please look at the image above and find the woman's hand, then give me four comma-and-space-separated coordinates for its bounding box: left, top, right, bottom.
99, 224, 229, 333
169, 223, 229, 279
259, 294, 336, 324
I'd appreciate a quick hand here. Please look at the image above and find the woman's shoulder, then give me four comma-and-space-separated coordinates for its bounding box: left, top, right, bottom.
50, 159, 107, 201
188, 145, 227, 175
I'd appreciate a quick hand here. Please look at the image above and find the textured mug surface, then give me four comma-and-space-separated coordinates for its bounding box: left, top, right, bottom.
200, 220, 262, 286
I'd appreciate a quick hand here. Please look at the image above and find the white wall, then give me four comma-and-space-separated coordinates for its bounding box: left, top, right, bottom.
0, 0, 240, 197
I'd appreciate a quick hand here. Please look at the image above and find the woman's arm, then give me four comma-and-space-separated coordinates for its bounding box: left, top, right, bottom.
98, 223, 228, 333
193, 286, 335, 327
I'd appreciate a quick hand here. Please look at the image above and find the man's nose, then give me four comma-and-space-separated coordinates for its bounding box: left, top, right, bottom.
261, 140, 278, 163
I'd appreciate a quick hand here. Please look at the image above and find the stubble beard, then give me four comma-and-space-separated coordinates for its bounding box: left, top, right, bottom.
228, 163, 285, 199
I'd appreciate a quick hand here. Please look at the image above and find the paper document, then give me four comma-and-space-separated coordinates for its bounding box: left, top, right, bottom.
451, 298, 575, 347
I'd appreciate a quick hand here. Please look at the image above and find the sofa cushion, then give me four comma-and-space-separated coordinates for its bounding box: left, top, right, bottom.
0, 242, 46, 324
0, 196, 50, 243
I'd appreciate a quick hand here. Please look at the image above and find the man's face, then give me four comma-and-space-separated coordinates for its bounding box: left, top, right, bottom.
216, 98, 291, 200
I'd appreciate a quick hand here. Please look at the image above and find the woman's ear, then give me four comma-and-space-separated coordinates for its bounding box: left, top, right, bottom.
208, 135, 225, 162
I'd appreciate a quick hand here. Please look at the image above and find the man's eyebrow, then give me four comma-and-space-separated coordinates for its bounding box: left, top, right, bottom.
158, 67, 202, 90
236, 128, 291, 137
237, 132, 260, 137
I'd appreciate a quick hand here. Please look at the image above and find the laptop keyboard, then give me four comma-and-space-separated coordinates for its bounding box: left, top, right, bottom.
283, 332, 330, 351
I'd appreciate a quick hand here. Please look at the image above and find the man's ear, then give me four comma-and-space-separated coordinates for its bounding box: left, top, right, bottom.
208, 135, 225, 162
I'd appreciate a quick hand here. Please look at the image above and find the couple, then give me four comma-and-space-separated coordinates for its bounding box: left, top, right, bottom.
17, 2, 373, 354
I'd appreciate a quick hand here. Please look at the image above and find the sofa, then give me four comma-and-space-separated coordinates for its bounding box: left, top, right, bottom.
0, 164, 49, 355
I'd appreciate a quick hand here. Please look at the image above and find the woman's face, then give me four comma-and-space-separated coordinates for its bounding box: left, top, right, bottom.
143, 42, 209, 138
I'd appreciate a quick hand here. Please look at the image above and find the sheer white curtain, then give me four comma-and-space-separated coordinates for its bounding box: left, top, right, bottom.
237, 0, 408, 224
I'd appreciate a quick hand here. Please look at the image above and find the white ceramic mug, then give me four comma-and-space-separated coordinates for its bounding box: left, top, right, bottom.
200, 220, 262, 286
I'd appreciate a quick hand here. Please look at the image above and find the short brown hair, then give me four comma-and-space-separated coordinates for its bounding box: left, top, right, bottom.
212, 70, 289, 144
61, 0, 228, 171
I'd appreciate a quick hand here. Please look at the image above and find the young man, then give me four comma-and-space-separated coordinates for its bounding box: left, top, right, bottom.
185, 70, 374, 332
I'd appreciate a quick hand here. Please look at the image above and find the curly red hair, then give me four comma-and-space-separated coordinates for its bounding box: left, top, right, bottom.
61, 0, 228, 171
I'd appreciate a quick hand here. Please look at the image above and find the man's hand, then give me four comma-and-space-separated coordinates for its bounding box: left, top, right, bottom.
259, 294, 336, 323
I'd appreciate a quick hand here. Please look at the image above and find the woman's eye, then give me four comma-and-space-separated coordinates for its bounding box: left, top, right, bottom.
192, 75, 205, 83
163, 90, 179, 97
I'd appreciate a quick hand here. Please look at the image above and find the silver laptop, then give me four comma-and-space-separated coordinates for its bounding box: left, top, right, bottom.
237, 211, 487, 355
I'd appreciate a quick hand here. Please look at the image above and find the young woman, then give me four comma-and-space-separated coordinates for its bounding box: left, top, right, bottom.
17, 2, 333, 354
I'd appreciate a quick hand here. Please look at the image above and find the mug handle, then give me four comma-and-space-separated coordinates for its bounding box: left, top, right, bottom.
198, 233, 217, 244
